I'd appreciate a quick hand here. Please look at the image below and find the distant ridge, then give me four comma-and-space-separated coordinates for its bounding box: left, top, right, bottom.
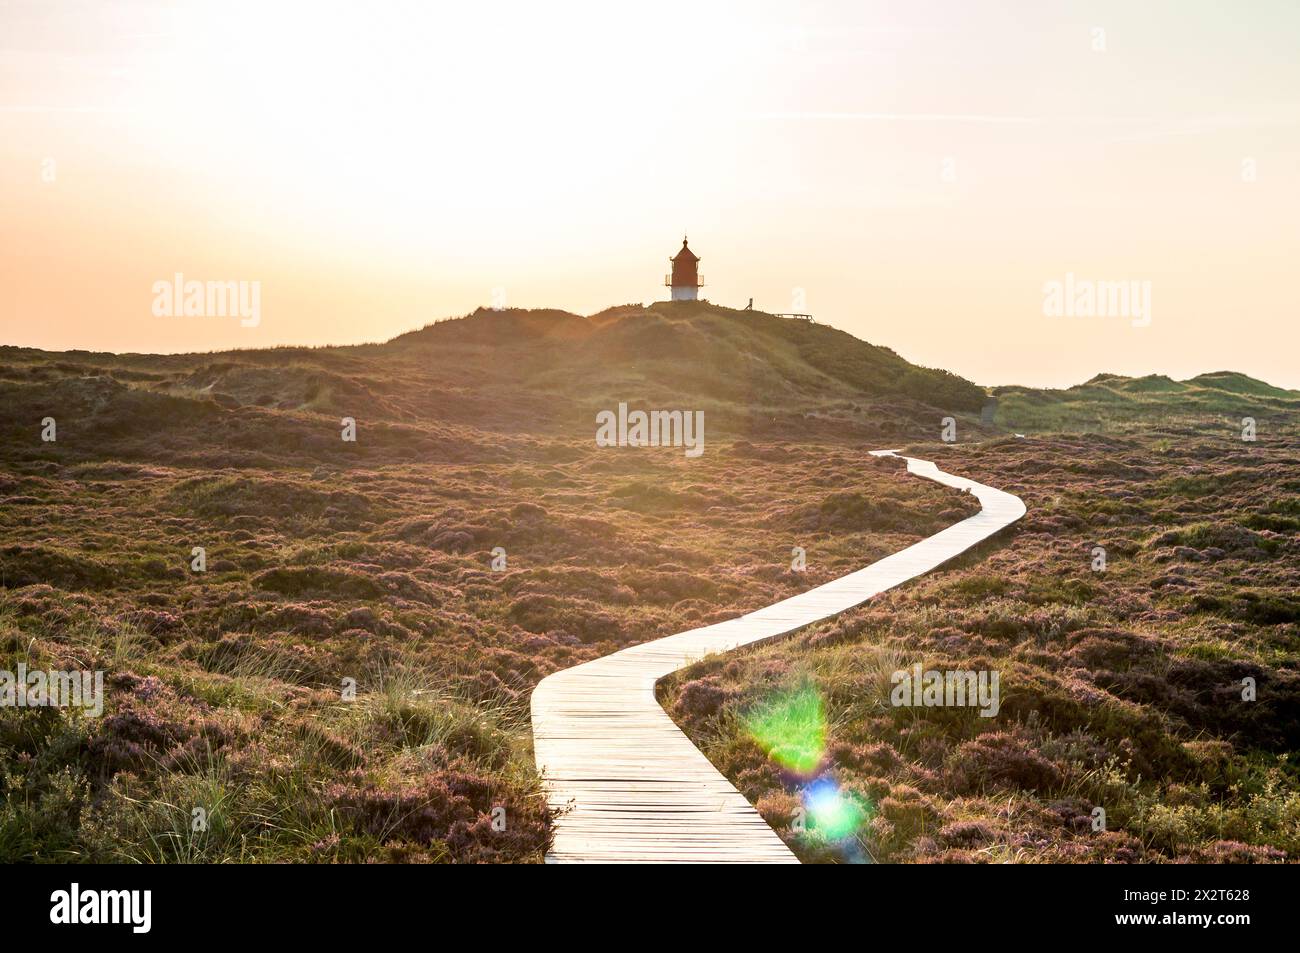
5, 303, 1293, 447
992, 371, 1300, 432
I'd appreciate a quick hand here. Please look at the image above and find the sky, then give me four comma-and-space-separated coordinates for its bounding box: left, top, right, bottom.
2, 0, 1298, 389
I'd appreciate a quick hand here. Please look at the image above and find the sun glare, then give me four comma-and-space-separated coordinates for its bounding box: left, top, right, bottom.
145, 1, 756, 240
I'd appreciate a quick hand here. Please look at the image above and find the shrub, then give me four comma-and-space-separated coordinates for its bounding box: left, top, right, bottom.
945, 732, 1064, 795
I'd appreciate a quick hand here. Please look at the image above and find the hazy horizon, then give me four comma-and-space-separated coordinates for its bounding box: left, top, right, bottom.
3, 0, 1298, 388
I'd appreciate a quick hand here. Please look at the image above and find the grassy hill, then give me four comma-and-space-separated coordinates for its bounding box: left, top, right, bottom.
0, 303, 987, 471
385, 301, 987, 416
993, 372, 1300, 434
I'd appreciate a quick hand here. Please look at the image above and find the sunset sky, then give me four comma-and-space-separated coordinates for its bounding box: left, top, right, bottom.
3, 0, 1298, 389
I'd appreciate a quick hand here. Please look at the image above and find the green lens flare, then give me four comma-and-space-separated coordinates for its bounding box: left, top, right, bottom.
744, 682, 826, 775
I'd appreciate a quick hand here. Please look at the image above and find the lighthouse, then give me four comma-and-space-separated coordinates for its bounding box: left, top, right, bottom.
665, 237, 702, 301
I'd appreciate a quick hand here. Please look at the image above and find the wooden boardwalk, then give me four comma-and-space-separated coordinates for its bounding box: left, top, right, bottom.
530, 451, 1026, 863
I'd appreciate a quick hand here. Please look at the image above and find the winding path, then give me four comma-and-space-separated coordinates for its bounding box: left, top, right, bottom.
530, 451, 1026, 863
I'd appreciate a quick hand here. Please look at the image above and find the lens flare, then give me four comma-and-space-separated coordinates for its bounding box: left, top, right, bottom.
744, 682, 825, 775
802, 777, 871, 840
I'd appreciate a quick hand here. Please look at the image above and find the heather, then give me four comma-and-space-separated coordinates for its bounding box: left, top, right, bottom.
661, 426, 1300, 863
0, 328, 968, 861
3, 307, 1296, 863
